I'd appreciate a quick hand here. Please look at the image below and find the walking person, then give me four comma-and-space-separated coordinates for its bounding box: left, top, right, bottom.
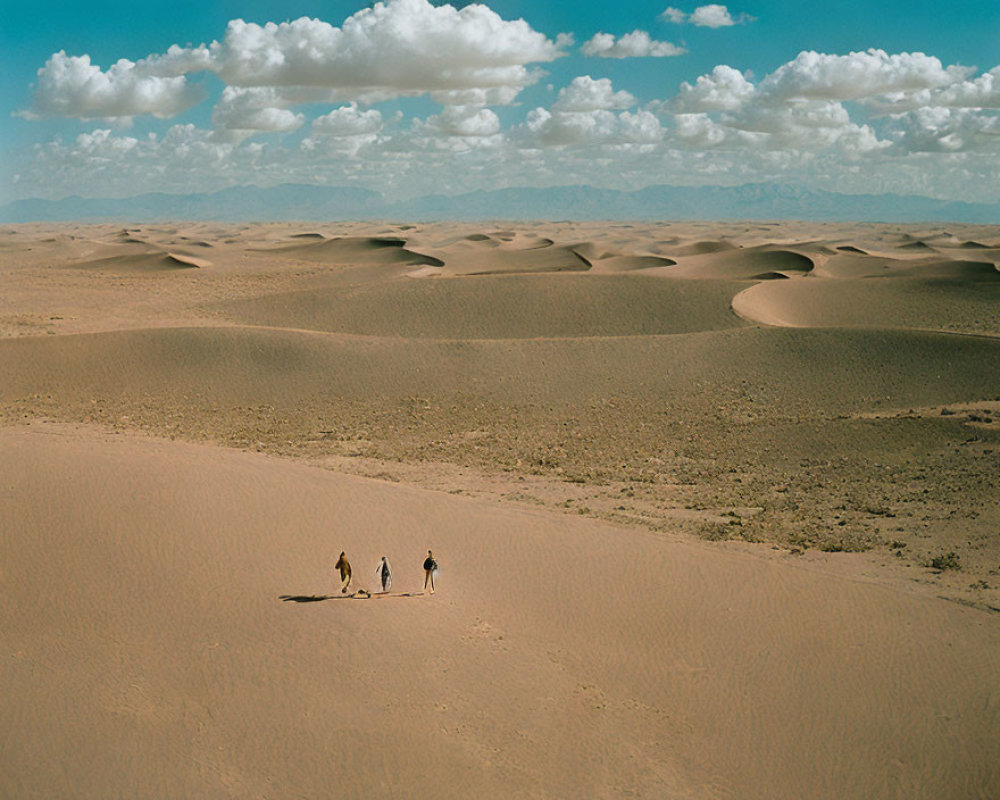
335, 551, 352, 594
375, 556, 392, 593
423, 549, 438, 595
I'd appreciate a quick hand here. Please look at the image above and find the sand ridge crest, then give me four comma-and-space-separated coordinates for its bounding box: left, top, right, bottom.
66, 242, 213, 272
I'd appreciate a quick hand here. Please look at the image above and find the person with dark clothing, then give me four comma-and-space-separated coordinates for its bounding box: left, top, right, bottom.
335, 551, 352, 594
423, 549, 438, 594
375, 556, 392, 593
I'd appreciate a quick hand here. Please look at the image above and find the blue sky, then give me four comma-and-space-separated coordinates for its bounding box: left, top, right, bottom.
4, 0, 1000, 203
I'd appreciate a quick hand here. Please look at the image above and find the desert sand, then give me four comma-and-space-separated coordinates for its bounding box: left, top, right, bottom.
2, 220, 999, 798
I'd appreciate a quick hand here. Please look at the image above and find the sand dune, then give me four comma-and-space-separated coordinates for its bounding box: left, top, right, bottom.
210, 274, 745, 338
583, 254, 678, 272
71, 251, 211, 271
401, 232, 685, 275
3, 424, 998, 799
6, 233, 216, 272
261, 235, 444, 267
658, 239, 736, 256
735, 249, 999, 331
0, 234, 143, 265
3, 220, 1000, 799
429, 240, 590, 276
567, 240, 616, 262
3, 324, 998, 425
812, 253, 897, 278
893, 257, 1000, 280
733, 277, 1000, 333
646, 244, 815, 279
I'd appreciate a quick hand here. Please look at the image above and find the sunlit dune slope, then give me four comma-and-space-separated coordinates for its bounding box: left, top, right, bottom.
2, 425, 998, 800
734, 275, 1000, 333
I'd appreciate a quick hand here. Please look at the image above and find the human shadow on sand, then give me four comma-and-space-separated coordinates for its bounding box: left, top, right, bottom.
279, 592, 424, 603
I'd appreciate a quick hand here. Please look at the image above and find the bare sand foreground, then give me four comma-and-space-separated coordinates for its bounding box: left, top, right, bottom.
2, 220, 999, 798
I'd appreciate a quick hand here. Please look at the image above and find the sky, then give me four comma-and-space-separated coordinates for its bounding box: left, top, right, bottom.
3, 0, 1000, 204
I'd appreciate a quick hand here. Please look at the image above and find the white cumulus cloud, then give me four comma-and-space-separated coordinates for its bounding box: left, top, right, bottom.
418, 106, 501, 137
662, 5, 753, 28
863, 65, 1000, 114
662, 53, 933, 155
429, 86, 524, 107
891, 107, 1000, 153
304, 106, 386, 156
671, 65, 756, 112
24, 51, 205, 121
205, 0, 565, 98
311, 105, 384, 137
690, 5, 739, 28
520, 79, 660, 149
937, 67, 1000, 108
22, 0, 567, 125
16, 16, 1000, 207
662, 50, 996, 158
725, 100, 888, 153
581, 30, 685, 59
671, 113, 732, 148
759, 49, 973, 102
552, 76, 636, 112
522, 108, 662, 148
211, 87, 306, 136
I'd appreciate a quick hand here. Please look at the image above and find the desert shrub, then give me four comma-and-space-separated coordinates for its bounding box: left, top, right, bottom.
819, 530, 879, 553
863, 505, 894, 517
698, 522, 731, 542
928, 551, 961, 570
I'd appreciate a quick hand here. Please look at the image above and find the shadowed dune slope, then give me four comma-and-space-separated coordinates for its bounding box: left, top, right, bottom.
211, 274, 748, 339
583, 254, 678, 272
430, 242, 590, 276
3, 326, 999, 415
733, 278, 1000, 334
568, 240, 616, 262
647, 245, 815, 279
70, 252, 211, 271
0, 236, 198, 270
813, 254, 898, 278
2, 234, 216, 272
893, 258, 1000, 280
951, 243, 1000, 258
2, 425, 998, 799
657, 240, 737, 256
261, 236, 443, 267
395, 230, 594, 275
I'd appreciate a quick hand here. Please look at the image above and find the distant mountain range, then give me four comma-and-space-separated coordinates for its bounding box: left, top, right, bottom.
2, 182, 998, 224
